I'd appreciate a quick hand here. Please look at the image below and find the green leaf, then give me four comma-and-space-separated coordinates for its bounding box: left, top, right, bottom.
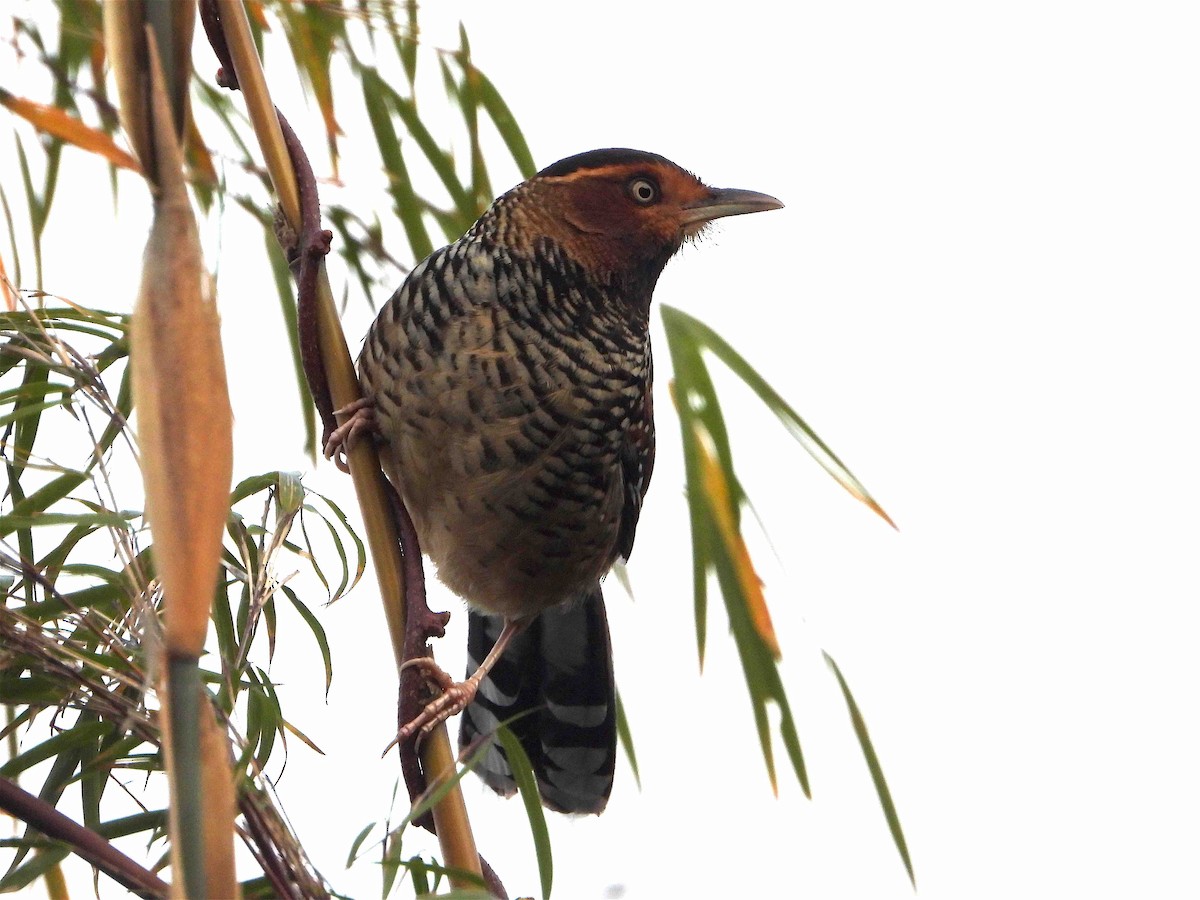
0, 181, 22, 287
495, 726, 552, 899
300, 489, 366, 603
0, 844, 70, 892
14, 134, 44, 288
380, 827, 405, 897
345, 821, 376, 867
0, 674, 61, 705
399, 0, 418, 89
473, 68, 536, 180
0, 469, 87, 535
614, 689, 641, 790
382, 84, 474, 224
94, 809, 169, 840
453, 34, 491, 214
0, 719, 108, 778
281, 585, 332, 697
361, 67, 433, 261
245, 666, 281, 772
11, 335, 50, 478
229, 470, 280, 504
35, 521, 99, 582
824, 652, 915, 886
662, 304, 894, 528
273, 470, 305, 524
664, 315, 811, 796
264, 233, 317, 457
0, 508, 136, 536
406, 854, 429, 896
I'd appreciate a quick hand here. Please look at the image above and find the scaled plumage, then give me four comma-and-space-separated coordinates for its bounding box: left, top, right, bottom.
355, 148, 782, 812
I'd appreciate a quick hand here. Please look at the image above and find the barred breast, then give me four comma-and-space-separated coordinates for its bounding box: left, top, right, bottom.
358, 235, 652, 621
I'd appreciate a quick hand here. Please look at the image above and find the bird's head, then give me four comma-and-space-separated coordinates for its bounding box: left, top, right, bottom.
493, 148, 783, 295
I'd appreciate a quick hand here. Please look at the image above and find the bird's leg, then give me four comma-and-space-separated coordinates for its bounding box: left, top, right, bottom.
398, 617, 529, 741
322, 396, 377, 472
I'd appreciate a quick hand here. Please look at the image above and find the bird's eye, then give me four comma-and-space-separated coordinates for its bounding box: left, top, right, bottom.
628, 177, 659, 205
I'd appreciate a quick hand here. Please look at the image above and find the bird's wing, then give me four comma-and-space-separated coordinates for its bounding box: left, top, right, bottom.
615, 350, 655, 562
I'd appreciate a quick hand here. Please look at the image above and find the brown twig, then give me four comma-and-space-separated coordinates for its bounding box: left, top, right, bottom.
201, 0, 484, 890
276, 110, 337, 444
0, 776, 169, 898
239, 789, 324, 900
232, 27, 454, 834
389, 483, 448, 833
198, 0, 238, 90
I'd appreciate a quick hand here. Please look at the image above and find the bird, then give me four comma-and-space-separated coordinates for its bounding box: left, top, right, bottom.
337, 148, 782, 814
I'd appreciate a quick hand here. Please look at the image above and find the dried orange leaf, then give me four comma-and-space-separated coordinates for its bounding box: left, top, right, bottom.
0, 252, 15, 311
184, 110, 217, 185
246, 0, 270, 30
695, 427, 780, 659
0, 89, 141, 173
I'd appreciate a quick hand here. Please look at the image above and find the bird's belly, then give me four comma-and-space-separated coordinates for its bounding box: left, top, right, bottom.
388, 435, 620, 619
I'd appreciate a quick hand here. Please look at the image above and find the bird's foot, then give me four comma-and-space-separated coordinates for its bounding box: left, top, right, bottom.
323, 397, 376, 473
396, 656, 481, 743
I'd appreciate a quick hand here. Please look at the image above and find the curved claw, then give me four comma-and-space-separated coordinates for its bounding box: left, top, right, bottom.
396, 656, 482, 742
323, 397, 377, 472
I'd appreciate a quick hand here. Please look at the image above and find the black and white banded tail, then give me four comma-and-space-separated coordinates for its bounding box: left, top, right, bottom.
458, 587, 616, 814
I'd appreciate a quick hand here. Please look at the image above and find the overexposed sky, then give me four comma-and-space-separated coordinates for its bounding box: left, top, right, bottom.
5, 2, 1200, 898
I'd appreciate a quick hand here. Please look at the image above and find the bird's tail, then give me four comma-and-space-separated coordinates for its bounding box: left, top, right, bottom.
458, 586, 616, 814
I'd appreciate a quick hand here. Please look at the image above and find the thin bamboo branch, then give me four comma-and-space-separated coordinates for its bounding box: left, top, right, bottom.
0, 776, 169, 898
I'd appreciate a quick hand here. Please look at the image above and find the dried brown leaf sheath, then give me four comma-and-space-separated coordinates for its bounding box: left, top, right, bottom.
131, 31, 233, 659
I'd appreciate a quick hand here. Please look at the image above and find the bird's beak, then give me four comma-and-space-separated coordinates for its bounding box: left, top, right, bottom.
680, 187, 784, 225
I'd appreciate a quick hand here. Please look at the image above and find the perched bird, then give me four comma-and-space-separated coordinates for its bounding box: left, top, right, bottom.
343, 148, 782, 813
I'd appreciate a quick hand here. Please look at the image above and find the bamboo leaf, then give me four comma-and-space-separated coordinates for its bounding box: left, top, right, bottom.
361, 68, 433, 261
694, 428, 779, 657
263, 230, 317, 456
473, 68, 535, 180
614, 689, 641, 790
825, 652, 915, 886
94, 809, 169, 840
454, 30, 491, 213
346, 821, 376, 867
662, 304, 895, 528
281, 585, 332, 697
14, 134, 44, 287
11, 341, 49, 478
0, 720, 108, 778
0, 89, 140, 172
496, 726, 552, 900
279, 717, 323, 755
0, 182, 22, 290
0, 470, 88, 537
399, 1, 418, 89
383, 85, 474, 223
279, 2, 343, 174
0, 845, 70, 893
0, 509, 136, 535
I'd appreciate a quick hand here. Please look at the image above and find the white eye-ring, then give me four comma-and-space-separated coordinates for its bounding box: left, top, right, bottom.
628, 177, 659, 205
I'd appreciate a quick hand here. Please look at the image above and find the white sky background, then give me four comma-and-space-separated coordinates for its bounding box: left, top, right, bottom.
4, 1, 1200, 898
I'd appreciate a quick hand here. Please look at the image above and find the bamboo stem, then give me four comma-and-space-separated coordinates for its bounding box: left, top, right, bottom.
213, 0, 482, 885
